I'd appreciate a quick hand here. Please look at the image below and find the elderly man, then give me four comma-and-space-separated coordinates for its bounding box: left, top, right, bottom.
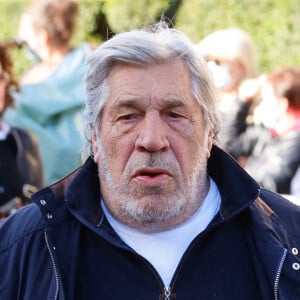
1, 24, 299, 299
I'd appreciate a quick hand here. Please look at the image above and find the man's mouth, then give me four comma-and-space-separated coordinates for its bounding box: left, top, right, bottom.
132, 168, 171, 185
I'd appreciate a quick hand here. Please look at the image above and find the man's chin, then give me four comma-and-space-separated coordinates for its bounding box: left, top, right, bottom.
124, 210, 184, 233
121, 195, 185, 224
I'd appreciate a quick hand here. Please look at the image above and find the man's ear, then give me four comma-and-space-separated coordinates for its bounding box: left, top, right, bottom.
206, 131, 214, 159
91, 130, 99, 163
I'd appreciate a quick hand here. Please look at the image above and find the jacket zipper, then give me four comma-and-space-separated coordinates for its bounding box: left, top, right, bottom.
129, 251, 174, 299
163, 286, 172, 300
44, 230, 60, 300
274, 248, 287, 300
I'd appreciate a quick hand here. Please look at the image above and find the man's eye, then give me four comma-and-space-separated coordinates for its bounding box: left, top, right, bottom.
168, 112, 181, 118
119, 114, 137, 120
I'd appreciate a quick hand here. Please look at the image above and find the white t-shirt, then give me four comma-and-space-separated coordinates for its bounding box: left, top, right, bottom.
102, 177, 221, 286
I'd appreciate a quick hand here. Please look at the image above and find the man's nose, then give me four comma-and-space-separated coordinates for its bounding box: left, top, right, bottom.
135, 112, 169, 152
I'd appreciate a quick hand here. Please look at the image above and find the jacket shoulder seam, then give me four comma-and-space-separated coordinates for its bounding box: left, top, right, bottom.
0, 225, 45, 253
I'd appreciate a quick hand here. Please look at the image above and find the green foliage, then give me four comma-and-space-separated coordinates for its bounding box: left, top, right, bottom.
0, 0, 299, 77
105, 0, 168, 32
74, 1, 105, 44
0, 1, 30, 77
103, 0, 169, 32
175, 0, 300, 72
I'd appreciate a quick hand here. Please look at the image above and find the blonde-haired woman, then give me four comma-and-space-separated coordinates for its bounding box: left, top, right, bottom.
197, 28, 259, 114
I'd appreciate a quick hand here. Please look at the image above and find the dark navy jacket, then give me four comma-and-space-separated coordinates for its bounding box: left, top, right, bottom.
1, 146, 300, 299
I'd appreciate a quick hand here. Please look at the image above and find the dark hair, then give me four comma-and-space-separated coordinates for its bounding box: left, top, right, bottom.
0, 45, 19, 117
267, 66, 300, 108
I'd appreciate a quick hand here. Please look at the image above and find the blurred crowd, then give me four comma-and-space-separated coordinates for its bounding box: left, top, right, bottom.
0, 0, 91, 218
197, 27, 300, 203
0, 0, 300, 219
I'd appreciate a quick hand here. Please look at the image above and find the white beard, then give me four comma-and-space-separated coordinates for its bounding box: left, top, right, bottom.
96, 136, 209, 232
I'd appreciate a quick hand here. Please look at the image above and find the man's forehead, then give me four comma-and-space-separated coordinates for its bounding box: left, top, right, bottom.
107, 60, 190, 83
105, 61, 194, 107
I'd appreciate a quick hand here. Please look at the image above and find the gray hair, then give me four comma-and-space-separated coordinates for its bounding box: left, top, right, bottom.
82, 23, 221, 159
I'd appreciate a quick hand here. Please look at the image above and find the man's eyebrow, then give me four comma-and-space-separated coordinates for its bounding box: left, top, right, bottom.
112, 97, 186, 110
162, 98, 186, 109
113, 98, 141, 110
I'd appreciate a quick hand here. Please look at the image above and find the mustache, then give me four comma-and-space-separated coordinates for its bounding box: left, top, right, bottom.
126, 153, 180, 176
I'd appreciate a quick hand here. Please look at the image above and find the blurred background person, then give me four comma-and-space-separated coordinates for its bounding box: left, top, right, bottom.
4, 0, 91, 185
222, 66, 300, 195
0, 43, 43, 219
197, 28, 259, 115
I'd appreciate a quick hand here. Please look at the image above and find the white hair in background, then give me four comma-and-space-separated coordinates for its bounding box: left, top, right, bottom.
197, 28, 259, 78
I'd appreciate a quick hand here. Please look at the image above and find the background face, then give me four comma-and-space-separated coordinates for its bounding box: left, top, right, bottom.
18, 14, 42, 55
254, 82, 283, 128
93, 61, 212, 232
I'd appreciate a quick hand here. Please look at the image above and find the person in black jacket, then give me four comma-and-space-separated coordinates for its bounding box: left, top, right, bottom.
0, 44, 44, 218
222, 67, 300, 194
0, 23, 300, 299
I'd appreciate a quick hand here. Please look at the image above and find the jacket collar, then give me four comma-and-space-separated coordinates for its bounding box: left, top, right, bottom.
33, 145, 260, 226
208, 146, 260, 220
